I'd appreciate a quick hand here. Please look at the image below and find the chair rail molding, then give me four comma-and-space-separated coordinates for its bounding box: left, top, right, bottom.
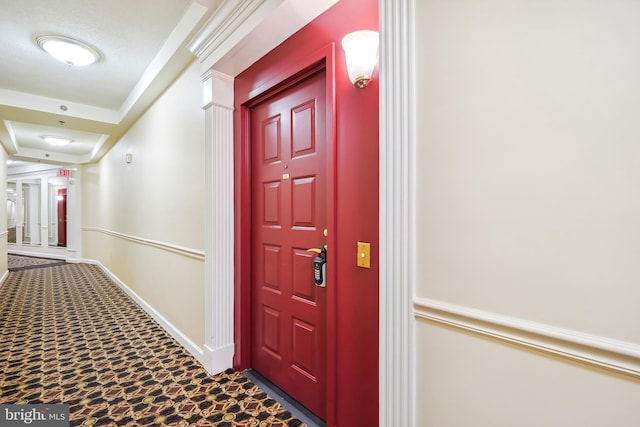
380, 0, 416, 426
414, 297, 640, 378
82, 227, 204, 261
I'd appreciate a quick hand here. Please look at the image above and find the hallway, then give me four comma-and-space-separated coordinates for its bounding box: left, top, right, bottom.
3, 1, 381, 425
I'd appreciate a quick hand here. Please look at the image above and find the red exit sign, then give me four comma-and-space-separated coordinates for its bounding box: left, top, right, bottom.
58, 169, 72, 177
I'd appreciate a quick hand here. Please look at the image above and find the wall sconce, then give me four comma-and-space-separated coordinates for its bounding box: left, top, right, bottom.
125, 152, 133, 164
341, 30, 379, 88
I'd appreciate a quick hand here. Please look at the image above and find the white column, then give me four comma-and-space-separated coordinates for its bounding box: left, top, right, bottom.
66, 169, 81, 262
202, 69, 235, 374
16, 178, 23, 245
379, 0, 416, 426
24, 180, 41, 245
40, 176, 47, 248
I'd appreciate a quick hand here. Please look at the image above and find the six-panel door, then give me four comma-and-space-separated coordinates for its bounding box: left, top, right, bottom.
251, 69, 327, 419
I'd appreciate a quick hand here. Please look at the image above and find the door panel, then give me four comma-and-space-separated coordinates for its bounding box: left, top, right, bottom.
251, 69, 327, 419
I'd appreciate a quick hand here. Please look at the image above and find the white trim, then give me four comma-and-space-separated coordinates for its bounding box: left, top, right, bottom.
0, 269, 9, 289
0, 230, 8, 238
82, 227, 205, 261
189, 0, 283, 71
201, 70, 235, 375
8, 249, 66, 260
414, 297, 640, 378
85, 259, 208, 368
379, 0, 416, 426
204, 343, 235, 374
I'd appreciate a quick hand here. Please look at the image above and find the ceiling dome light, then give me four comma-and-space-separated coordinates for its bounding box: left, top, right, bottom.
36, 35, 101, 66
42, 135, 72, 146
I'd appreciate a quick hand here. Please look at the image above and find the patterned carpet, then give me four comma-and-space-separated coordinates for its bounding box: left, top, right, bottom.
0, 261, 305, 426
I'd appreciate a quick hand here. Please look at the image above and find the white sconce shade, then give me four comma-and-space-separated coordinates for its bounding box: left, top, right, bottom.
341, 30, 379, 88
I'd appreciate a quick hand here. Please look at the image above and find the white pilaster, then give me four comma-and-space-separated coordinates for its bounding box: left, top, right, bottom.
202, 69, 235, 374
15, 178, 23, 244
66, 168, 81, 262
40, 175, 47, 247
379, 0, 416, 426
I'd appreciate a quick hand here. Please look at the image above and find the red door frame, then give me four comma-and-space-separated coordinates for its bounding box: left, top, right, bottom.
234, 43, 337, 424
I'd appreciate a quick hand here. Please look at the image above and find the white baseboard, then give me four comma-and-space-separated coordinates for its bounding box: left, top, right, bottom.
203, 343, 234, 375
8, 249, 66, 260
0, 269, 8, 289
414, 297, 640, 378
84, 259, 209, 370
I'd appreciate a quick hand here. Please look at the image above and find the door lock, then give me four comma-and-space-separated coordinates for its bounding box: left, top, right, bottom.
307, 246, 327, 287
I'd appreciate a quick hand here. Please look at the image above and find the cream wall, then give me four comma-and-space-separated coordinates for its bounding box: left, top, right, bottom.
82, 60, 205, 348
414, 0, 640, 425
0, 146, 7, 277
416, 321, 639, 426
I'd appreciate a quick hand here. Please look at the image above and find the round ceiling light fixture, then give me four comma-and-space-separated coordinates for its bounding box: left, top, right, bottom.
36, 35, 101, 66
41, 135, 73, 146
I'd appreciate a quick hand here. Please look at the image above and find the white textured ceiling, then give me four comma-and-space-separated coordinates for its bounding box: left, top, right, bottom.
0, 0, 338, 169
0, 0, 192, 109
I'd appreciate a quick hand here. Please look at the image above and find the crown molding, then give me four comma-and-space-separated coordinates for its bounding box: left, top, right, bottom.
188, 0, 282, 67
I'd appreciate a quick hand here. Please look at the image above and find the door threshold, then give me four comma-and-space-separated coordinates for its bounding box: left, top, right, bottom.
243, 369, 325, 427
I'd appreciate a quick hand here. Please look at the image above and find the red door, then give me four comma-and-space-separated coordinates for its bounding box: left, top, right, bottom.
251, 69, 327, 418
57, 188, 67, 247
